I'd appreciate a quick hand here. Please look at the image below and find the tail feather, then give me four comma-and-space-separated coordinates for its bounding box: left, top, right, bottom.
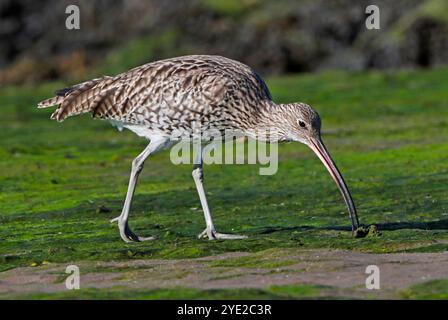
37, 72, 141, 122
54, 86, 76, 97
51, 80, 101, 121
37, 77, 111, 122
37, 85, 76, 109
37, 96, 65, 108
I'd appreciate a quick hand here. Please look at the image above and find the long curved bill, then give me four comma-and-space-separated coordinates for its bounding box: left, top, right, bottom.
308, 137, 359, 231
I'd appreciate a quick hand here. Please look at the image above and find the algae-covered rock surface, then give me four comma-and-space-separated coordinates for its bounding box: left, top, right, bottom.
1, 68, 447, 299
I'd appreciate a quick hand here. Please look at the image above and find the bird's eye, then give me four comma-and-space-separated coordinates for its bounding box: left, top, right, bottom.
298, 120, 306, 128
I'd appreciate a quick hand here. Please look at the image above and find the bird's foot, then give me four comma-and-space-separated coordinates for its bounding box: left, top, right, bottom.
111, 217, 155, 243
198, 228, 247, 240
110, 216, 120, 223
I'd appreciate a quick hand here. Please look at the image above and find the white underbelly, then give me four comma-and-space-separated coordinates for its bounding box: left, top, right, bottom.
109, 120, 168, 141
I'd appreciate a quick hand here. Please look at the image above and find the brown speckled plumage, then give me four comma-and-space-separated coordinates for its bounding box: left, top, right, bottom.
38, 54, 359, 243
38, 55, 278, 136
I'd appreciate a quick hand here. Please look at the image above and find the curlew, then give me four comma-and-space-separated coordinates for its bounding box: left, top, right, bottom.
38, 55, 359, 242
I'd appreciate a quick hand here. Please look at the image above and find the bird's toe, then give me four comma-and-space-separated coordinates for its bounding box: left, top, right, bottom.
110, 216, 120, 223
198, 228, 247, 240
197, 228, 210, 239
117, 221, 155, 243
213, 232, 247, 240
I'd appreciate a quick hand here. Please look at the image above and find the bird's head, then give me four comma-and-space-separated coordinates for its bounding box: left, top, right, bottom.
276, 102, 321, 144
274, 102, 360, 231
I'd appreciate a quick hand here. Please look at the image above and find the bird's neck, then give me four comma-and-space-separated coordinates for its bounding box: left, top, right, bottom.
245, 102, 289, 142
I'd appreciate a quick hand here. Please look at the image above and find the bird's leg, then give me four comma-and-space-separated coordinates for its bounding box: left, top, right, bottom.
192, 145, 247, 240
111, 138, 167, 242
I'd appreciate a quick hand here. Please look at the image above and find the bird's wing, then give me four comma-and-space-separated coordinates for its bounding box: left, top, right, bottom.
37, 61, 234, 123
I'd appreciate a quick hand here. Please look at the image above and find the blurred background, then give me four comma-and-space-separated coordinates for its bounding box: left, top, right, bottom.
2, 1, 448, 300
1, 0, 448, 85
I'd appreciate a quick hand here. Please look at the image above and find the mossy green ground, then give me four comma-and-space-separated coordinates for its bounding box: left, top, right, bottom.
1, 68, 447, 299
